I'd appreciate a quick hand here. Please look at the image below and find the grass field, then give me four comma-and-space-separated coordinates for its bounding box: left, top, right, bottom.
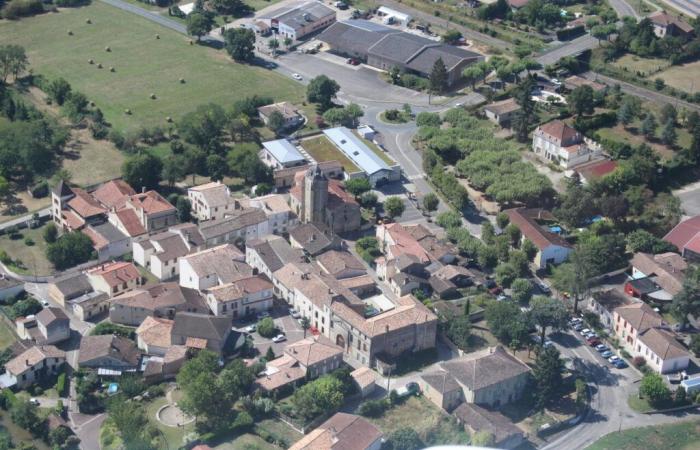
611, 54, 670, 76
0, 2, 304, 133
587, 420, 700, 450
653, 60, 700, 94
0, 319, 18, 350
301, 136, 360, 173
0, 225, 54, 276
213, 433, 280, 449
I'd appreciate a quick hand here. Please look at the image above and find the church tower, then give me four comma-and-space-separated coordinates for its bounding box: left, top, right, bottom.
302, 164, 328, 224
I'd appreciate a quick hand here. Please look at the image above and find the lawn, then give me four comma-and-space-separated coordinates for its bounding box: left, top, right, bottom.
0, 2, 305, 133
366, 396, 470, 446
144, 396, 196, 449
611, 54, 670, 76
213, 433, 281, 449
653, 60, 700, 94
300, 136, 360, 173
254, 418, 302, 448
587, 420, 700, 450
0, 224, 54, 276
0, 319, 17, 350
594, 119, 690, 161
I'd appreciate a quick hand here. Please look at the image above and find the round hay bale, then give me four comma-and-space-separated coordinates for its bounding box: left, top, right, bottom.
68, 30, 73, 35
179, 78, 185, 84
105, 46, 111, 52
150, 93, 156, 100
89, 101, 95, 107
189, 40, 194, 45
125, 108, 132, 115
88, 59, 94, 64
110, 67, 115, 72
97, 63, 103, 69
156, 34, 160, 39
166, 116, 173, 123
86, 18, 91, 24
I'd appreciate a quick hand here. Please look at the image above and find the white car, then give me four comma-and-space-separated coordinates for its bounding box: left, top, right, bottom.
608, 355, 621, 363
292, 73, 302, 81
551, 78, 561, 85
580, 328, 591, 335
245, 324, 257, 333
42, 300, 49, 307
272, 334, 287, 343
29, 398, 40, 406
290, 310, 301, 319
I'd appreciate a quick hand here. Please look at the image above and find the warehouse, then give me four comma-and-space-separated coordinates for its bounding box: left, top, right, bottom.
262, 1, 336, 41
318, 20, 483, 86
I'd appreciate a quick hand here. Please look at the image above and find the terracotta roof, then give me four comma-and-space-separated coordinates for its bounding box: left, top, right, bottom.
92, 179, 136, 209
255, 354, 306, 391
289, 223, 337, 255
87, 261, 141, 289
5, 345, 65, 377
241, 194, 294, 216
505, 207, 572, 250
207, 275, 273, 302
350, 366, 376, 389
575, 159, 618, 181
113, 208, 146, 237
67, 188, 106, 218
78, 335, 140, 367
136, 316, 174, 349
615, 302, 664, 332
631, 252, 686, 296
638, 327, 689, 361
381, 223, 431, 262
439, 346, 530, 391
290, 413, 383, 450
284, 335, 342, 367
649, 10, 694, 33
452, 403, 524, 444
537, 120, 581, 144
339, 274, 375, 290
273, 262, 318, 292
181, 244, 250, 283
62, 210, 86, 230
127, 191, 176, 215
433, 264, 473, 282
484, 98, 521, 115
507, 0, 530, 7
316, 250, 366, 278
663, 215, 700, 252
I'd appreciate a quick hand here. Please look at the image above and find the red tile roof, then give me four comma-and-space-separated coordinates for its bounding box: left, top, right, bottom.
62, 210, 86, 230
505, 208, 572, 250
663, 215, 700, 252
113, 208, 146, 237
67, 188, 106, 218
87, 261, 141, 288
82, 227, 109, 250
92, 180, 136, 209
538, 120, 580, 144
575, 159, 618, 181
127, 191, 176, 215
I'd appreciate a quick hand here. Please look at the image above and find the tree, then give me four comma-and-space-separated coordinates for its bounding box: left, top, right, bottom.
187, 12, 214, 41
306, 75, 340, 109
122, 152, 163, 191
442, 29, 462, 44
387, 428, 423, 450
46, 232, 94, 270
551, 251, 593, 314
291, 375, 345, 421
46, 78, 72, 106
512, 77, 536, 142
485, 301, 530, 347
462, 63, 486, 90
43, 223, 58, 244
178, 103, 227, 152
268, 38, 279, 55
162, 154, 187, 187
211, 0, 248, 15
436, 211, 462, 229
283, 37, 293, 49
640, 372, 671, 407
660, 103, 677, 125
533, 346, 564, 410
344, 103, 364, 127
49, 425, 73, 448
661, 119, 677, 146
227, 142, 271, 184
429, 57, 448, 94
626, 229, 677, 253
257, 317, 277, 338
265, 346, 275, 361
422, 193, 439, 213
206, 154, 227, 181
445, 315, 471, 350
300, 316, 310, 338
591, 24, 615, 43
511, 278, 533, 303
176, 197, 191, 222
472, 431, 496, 447
344, 178, 371, 198
641, 113, 657, 139
617, 98, 637, 127
224, 28, 256, 62
107, 396, 149, 447
383, 196, 405, 219
687, 110, 700, 132
266, 110, 286, 136
671, 266, 700, 326
10, 400, 43, 436
0, 45, 28, 83
568, 85, 594, 118
529, 295, 568, 343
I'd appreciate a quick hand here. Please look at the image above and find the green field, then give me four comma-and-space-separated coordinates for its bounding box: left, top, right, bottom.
653, 60, 700, 94
0, 224, 54, 276
0, 2, 305, 132
587, 420, 700, 450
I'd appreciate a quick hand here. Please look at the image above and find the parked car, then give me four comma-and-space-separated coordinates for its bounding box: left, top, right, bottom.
573, 324, 584, 332
601, 350, 613, 358
580, 328, 591, 335
608, 355, 621, 363
396, 382, 420, 397
245, 324, 257, 333
292, 73, 303, 80
42, 300, 50, 307
29, 398, 40, 406
539, 282, 551, 294
595, 344, 609, 353
290, 310, 301, 319
612, 359, 628, 369
272, 334, 287, 343
587, 337, 600, 346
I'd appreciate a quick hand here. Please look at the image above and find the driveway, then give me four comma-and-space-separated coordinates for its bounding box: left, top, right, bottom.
72, 413, 106, 450
233, 303, 306, 357
674, 180, 700, 218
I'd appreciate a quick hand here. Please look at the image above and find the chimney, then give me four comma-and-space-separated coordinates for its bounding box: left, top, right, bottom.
142, 186, 146, 193
25, 359, 29, 366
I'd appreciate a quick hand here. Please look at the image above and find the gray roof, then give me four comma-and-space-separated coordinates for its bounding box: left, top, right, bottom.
36, 307, 69, 327
421, 370, 461, 394
172, 312, 231, 341
90, 221, 128, 243
263, 139, 305, 165
78, 335, 140, 368
452, 403, 524, 444
199, 209, 268, 240
248, 235, 305, 272
318, 20, 396, 55
440, 346, 530, 391
52, 273, 93, 299
323, 127, 391, 177
269, 1, 335, 32
289, 223, 335, 255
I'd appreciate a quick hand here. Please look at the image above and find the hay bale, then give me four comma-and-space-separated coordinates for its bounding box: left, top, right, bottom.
88, 59, 94, 64
86, 18, 91, 24
97, 63, 103, 69
166, 116, 173, 123
189, 40, 194, 45
89, 101, 95, 107
68, 30, 73, 35
110, 67, 115, 72
150, 93, 156, 100
105, 46, 111, 52
179, 78, 185, 84
125, 109, 132, 115
156, 34, 160, 39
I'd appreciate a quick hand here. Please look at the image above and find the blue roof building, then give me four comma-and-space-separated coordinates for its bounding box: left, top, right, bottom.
261, 139, 307, 169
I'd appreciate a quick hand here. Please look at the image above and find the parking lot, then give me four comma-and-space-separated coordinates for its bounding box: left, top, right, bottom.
232, 300, 307, 357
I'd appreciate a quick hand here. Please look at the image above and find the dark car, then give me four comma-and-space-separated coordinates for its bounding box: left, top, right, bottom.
612, 359, 628, 369
586, 337, 600, 346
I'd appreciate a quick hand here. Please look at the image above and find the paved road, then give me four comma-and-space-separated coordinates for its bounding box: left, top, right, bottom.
674, 180, 700, 217
582, 71, 700, 113
609, 0, 642, 19
659, 0, 700, 17
0, 207, 51, 231
536, 34, 599, 66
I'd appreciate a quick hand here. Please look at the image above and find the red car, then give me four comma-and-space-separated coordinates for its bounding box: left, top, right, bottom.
587, 337, 600, 347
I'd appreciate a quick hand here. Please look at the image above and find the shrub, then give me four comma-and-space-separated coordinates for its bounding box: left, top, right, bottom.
24, 238, 34, 246
632, 356, 646, 368
30, 180, 49, 198
43, 223, 58, 244
257, 317, 276, 338
90, 322, 135, 339
56, 373, 67, 396
1, 0, 44, 19
359, 399, 388, 417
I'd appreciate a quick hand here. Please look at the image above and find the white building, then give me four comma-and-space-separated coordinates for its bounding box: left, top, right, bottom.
377, 6, 412, 26
188, 181, 238, 222
264, 1, 336, 41
532, 120, 602, 169
198, 208, 269, 248
240, 194, 298, 235
132, 224, 204, 281
505, 208, 572, 270
205, 275, 273, 318
179, 244, 249, 291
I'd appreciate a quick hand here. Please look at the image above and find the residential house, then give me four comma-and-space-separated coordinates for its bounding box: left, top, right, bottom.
404, 224, 457, 264
121, 190, 178, 232
261, 1, 336, 41
70, 291, 110, 321
316, 250, 366, 279
178, 244, 250, 291
171, 312, 233, 354
109, 282, 208, 326
2, 346, 65, 389
198, 208, 269, 248
78, 335, 141, 371
289, 223, 341, 256
588, 289, 635, 331
628, 252, 686, 302
376, 223, 431, 263
663, 215, 700, 261
240, 194, 298, 235
452, 403, 526, 450
507, 0, 530, 9
48, 273, 95, 307
378, 254, 431, 297
260, 139, 307, 170
422, 346, 530, 408
573, 159, 618, 185
35, 307, 70, 344
429, 265, 473, 299
82, 222, 131, 261
273, 160, 343, 190
86, 261, 143, 298
483, 98, 521, 127
532, 120, 602, 169
246, 235, 306, 280
649, 10, 694, 38
205, 275, 273, 318
136, 316, 174, 356
505, 208, 573, 269
289, 165, 362, 234
188, 182, 238, 222
258, 103, 304, 132
351, 366, 377, 398
271, 262, 315, 305
613, 302, 690, 373
132, 223, 205, 281
289, 413, 383, 450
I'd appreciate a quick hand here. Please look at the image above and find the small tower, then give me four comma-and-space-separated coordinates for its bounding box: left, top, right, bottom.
302, 164, 328, 224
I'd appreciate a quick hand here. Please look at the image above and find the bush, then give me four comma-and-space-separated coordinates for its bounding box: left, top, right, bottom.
56, 373, 66, 396
358, 399, 388, 417
30, 180, 49, 198
90, 322, 135, 339
43, 223, 58, 244
632, 356, 646, 368
1, 0, 44, 19
257, 317, 277, 338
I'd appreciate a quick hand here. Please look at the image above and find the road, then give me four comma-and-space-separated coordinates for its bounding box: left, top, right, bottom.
674, 180, 700, 218
659, 0, 700, 18
582, 71, 700, 113
0, 207, 51, 231
609, 0, 642, 19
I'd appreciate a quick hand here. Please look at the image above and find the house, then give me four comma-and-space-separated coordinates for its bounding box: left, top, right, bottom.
505, 208, 573, 269
205, 275, 273, 318
532, 120, 603, 169
171, 312, 233, 354
198, 207, 269, 248
289, 223, 341, 256
588, 289, 635, 330
663, 215, 700, 261
258, 104, 304, 132
483, 98, 521, 127
376, 223, 431, 263
289, 164, 362, 234
376, 5, 412, 25
255, 335, 343, 392
121, 190, 178, 233
316, 250, 366, 279
240, 194, 298, 235
405, 224, 457, 264
132, 223, 205, 281
48, 273, 93, 307
319, 20, 483, 87
246, 235, 306, 280
2, 345, 65, 389
351, 366, 377, 397
613, 302, 689, 373
70, 291, 110, 321
78, 335, 141, 371
573, 159, 618, 184
35, 307, 70, 344
422, 346, 530, 409
109, 282, 208, 326
81, 222, 131, 261
271, 262, 316, 304
323, 127, 401, 186
86, 261, 143, 298
429, 265, 473, 299
188, 182, 238, 222
178, 244, 249, 291
136, 316, 174, 356
629, 252, 686, 301
377, 254, 430, 297
289, 413, 383, 450
273, 160, 343, 190
452, 403, 526, 450
261, 1, 336, 41
649, 10, 694, 38
0, 277, 23, 301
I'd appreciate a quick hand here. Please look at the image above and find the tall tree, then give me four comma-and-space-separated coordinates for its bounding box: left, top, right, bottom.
224, 28, 256, 62
178, 103, 227, 153
661, 119, 677, 146
551, 250, 593, 314
671, 265, 700, 326
306, 75, 340, 109
423, 192, 439, 213
162, 154, 187, 187
122, 152, 163, 191
641, 113, 657, 139
0, 45, 28, 82
529, 295, 568, 343
568, 85, 594, 118
513, 78, 536, 142
532, 346, 564, 410
429, 57, 448, 94
383, 196, 405, 219
617, 98, 637, 127
187, 12, 214, 41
